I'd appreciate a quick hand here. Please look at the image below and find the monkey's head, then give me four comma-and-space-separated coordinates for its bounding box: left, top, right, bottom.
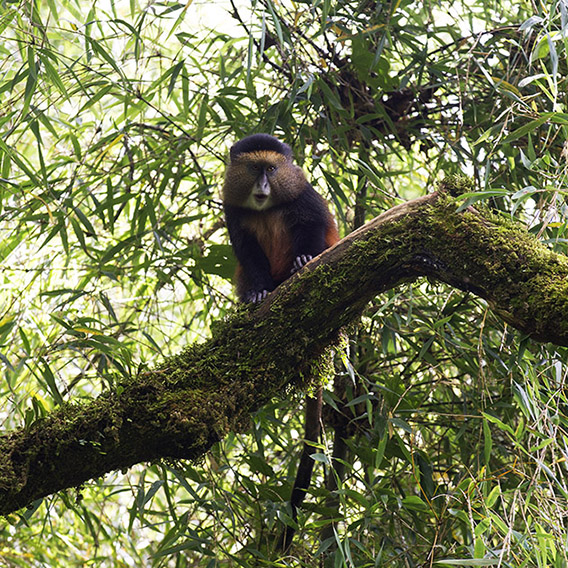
223, 134, 307, 211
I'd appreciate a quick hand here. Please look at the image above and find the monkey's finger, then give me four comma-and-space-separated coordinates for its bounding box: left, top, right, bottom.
253, 290, 268, 303
291, 255, 313, 274
244, 289, 268, 303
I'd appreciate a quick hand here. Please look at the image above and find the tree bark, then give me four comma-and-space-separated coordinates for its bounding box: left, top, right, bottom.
1, 182, 568, 515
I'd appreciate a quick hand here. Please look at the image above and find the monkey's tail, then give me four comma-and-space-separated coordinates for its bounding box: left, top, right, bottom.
278, 387, 323, 553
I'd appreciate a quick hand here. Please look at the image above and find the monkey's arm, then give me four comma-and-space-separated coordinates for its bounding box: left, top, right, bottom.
225, 205, 275, 302
288, 187, 335, 273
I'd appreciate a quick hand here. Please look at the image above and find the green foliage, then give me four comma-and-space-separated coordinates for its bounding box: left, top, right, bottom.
1, 0, 568, 566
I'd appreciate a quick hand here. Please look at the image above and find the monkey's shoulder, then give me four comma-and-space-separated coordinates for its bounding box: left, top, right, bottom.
285, 183, 335, 223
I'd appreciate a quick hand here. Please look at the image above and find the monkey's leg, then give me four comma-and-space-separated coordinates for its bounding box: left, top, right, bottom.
279, 387, 323, 552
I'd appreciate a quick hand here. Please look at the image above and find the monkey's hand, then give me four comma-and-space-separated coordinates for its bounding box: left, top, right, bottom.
291, 255, 313, 274
243, 289, 269, 303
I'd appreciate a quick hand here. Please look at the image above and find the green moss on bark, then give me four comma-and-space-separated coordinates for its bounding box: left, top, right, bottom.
2, 185, 568, 514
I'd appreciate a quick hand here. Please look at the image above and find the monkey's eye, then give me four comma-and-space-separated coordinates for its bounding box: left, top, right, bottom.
266, 165, 276, 173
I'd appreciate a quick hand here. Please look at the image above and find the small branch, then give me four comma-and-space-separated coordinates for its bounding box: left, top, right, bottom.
228, 0, 292, 81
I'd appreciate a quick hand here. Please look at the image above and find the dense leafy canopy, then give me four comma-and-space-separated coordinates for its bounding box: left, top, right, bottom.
1, 0, 568, 566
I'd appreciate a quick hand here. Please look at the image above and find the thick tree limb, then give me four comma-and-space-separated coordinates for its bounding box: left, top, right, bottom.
2, 184, 568, 515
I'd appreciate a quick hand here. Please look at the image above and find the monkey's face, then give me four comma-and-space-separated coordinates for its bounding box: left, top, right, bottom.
243, 162, 276, 211
223, 150, 305, 210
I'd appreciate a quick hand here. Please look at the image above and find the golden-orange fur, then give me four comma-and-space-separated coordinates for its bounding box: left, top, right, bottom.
242, 210, 293, 282
325, 222, 340, 248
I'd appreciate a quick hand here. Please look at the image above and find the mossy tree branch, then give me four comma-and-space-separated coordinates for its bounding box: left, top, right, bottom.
2, 182, 568, 516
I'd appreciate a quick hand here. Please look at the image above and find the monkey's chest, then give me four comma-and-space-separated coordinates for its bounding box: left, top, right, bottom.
243, 211, 293, 283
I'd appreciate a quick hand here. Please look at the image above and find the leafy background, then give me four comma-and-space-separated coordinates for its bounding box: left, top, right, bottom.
1, 0, 568, 566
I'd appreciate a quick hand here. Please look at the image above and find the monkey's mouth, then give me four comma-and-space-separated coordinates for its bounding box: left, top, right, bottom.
254, 194, 269, 204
